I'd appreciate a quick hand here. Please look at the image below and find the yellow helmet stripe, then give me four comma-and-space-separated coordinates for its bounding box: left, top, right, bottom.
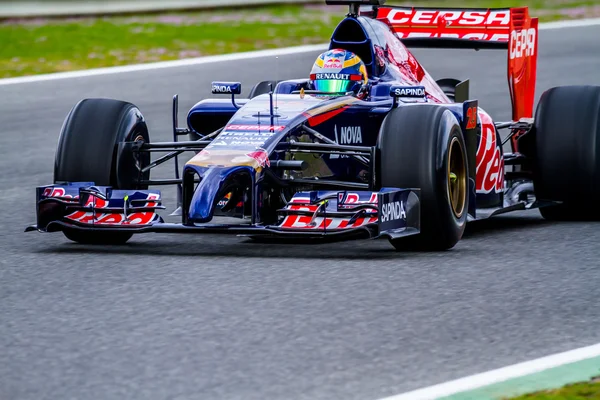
359, 64, 368, 83
315, 57, 325, 68
343, 56, 361, 68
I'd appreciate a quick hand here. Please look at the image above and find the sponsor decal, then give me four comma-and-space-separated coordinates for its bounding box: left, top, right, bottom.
220, 132, 275, 138
380, 200, 407, 223
378, 8, 516, 41
209, 131, 276, 148
66, 212, 159, 226
391, 86, 426, 97
509, 28, 536, 59
337, 125, 362, 144
246, 148, 270, 168
289, 196, 312, 204
476, 111, 504, 193
330, 125, 362, 159
338, 192, 378, 213
212, 85, 233, 94
393, 32, 509, 41
378, 190, 411, 232
280, 215, 378, 230
381, 9, 511, 27
143, 193, 160, 208
339, 192, 355, 203
323, 57, 343, 69
43, 187, 63, 197
211, 82, 241, 95
280, 191, 381, 230
217, 192, 243, 210
338, 192, 378, 204
217, 192, 232, 208
65, 193, 160, 225
314, 73, 350, 80
42, 187, 78, 200
83, 194, 109, 209
228, 141, 265, 146
224, 124, 285, 132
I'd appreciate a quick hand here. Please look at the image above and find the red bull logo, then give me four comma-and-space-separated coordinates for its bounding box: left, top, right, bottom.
246, 148, 270, 168
42, 187, 79, 201
476, 111, 504, 193
65, 193, 160, 225
324, 57, 343, 69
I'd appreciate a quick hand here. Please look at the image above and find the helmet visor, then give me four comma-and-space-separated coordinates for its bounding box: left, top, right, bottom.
313, 79, 355, 94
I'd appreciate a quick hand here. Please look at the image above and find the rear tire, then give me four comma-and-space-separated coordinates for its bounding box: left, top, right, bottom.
377, 105, 469, 251
533, 85, 600, 220
54, 98, 150, 244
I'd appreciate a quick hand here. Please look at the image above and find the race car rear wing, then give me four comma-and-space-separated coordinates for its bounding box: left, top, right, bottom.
374, 6, 538, 121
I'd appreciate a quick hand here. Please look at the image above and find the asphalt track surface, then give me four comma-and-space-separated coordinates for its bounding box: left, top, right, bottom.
1, 25, 600, 400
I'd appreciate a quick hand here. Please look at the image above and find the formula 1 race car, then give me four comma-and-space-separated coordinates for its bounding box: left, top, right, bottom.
27, 0, 600, 250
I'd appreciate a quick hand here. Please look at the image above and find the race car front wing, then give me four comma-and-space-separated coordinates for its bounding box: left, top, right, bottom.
26, 183, 420, 242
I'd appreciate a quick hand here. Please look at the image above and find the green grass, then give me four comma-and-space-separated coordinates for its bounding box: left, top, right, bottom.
1, 0, 598, 78
0, 5, 343, 78
507, 379, 600, 399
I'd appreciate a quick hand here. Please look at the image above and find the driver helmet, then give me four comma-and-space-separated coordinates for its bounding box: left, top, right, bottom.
309, 49, 369, 98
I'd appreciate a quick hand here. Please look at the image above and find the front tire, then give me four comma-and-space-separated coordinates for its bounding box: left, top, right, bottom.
62, 230, 134, 246
533, 85, 600, 220
377, 105, 469, 251
54, 98, 150, 244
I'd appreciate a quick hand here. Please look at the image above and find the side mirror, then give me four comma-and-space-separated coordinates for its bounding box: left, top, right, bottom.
390, 85, 426, 98
390, 85, 427, 107
212, 82, 242, 95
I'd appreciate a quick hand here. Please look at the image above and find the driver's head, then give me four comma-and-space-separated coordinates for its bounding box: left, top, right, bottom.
309, 49, 369, 98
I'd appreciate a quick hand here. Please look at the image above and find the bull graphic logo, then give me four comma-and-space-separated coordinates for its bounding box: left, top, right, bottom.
246, 148, 271, 168
476, 112, 504, 193
324, 57, 343, 69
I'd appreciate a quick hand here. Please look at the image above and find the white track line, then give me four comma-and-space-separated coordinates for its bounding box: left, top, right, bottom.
378, 342, 600, 400
1, 17, 600, 87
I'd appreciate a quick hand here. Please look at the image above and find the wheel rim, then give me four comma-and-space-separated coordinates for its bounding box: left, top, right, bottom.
447, 136, 467, 219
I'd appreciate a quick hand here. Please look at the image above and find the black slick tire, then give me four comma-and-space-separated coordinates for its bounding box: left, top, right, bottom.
54, 98, 150, 244
533, 85, 600, 220
377, 104, 469, 251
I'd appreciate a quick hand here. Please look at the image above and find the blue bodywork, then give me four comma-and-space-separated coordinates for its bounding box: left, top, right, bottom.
179, 15, 493, 227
